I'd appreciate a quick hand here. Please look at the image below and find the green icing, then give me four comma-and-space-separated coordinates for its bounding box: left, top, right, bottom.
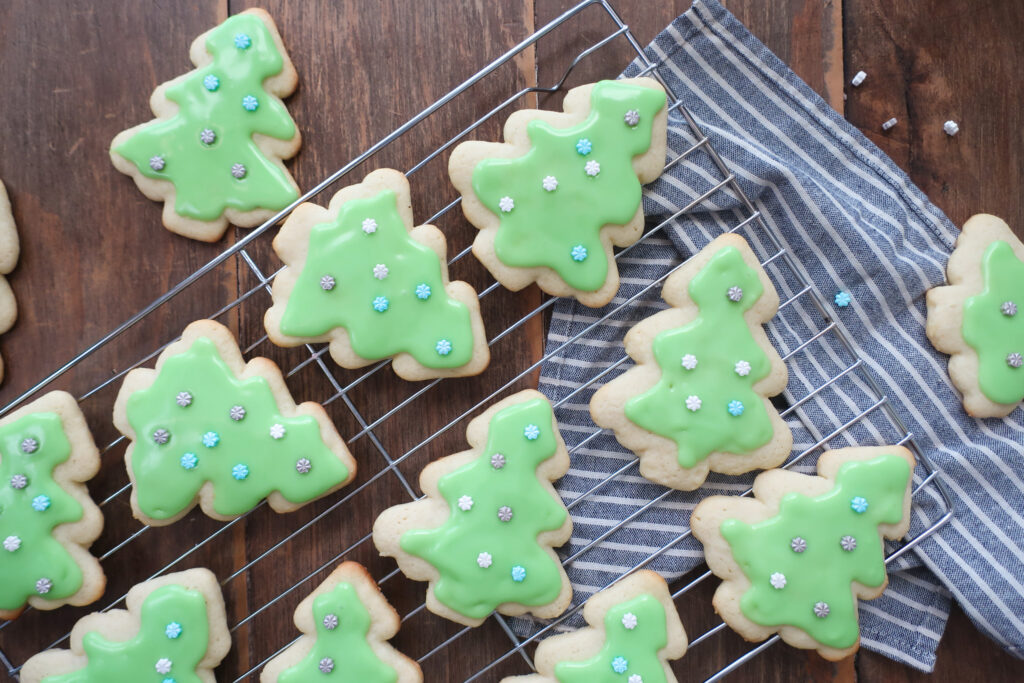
0, 413, 84, 610
554, 593, 669, 683
279, 188, 476, 369
278, 582, 397, 683
624, 246, 776, 469
125, 336, 350, 520
471, 80, 666, 292
399, 398, 568, 620
43, 584, 210, 683
720, 455, 911, 649
962, 240, 1024, 405
114, 13, 298, 222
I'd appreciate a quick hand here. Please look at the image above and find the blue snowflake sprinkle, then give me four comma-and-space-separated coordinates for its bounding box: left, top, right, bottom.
203, 74, 220, 91
163, 679, 176, 683
180, 453, 198, 471
232, 464, 249, 481
436, 339, 452, 356
165, 622, 182, 639
373, 296, 389, 312
575, 138, 593, 155
511, 565, 526, 582
834, 291, 852, 308
727, 400, 745, 417
234, 33, 251, 49
571, 244, 588, 262
242, 95, 259, 111
32, 495, 51, 512
523, 424, 540, 440
611, 656, 629, 674
202, 431, 220, 448
415, 283, 431, 300
850, 496, 869, 514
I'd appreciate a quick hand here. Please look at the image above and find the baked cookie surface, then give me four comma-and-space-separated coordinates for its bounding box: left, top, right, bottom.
110, 9, 301, 242
449, 78, 668, 307
926, 213, 1024, 417
591, 234, 791, 490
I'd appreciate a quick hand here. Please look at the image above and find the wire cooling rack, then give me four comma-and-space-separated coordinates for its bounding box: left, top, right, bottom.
0, 1, 955, 680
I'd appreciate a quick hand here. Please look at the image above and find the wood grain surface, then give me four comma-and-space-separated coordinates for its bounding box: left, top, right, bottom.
0, 0, 1022, 680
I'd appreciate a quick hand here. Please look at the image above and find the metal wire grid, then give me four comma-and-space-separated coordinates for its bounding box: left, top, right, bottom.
0, 1, 956, 680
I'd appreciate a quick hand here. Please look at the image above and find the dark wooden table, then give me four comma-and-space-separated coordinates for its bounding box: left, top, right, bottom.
1, 0, 1023, 680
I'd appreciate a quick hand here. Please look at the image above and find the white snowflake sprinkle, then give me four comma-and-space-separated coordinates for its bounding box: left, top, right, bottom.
320, 275, 336, 291
270, 424, 286, 440
457, 495, 474, 511
491, 453, 506, 469
624, 109, 640, 126
790, 537, 807, 553
149, 155, 166, 171
362, 217, 378, 234
498, 196, 514, 213
477, 552, 492, 568
1008, 352, 1023, 369
323, 613, 339, 630
621, 612, 638, 630
840, 535, 857, 551
21, 438, 38, 454
681, 354, 698, 370
155, 658, 172, 675
497, 505, 513, 522
373, 263, 389, 280
769, 572, 787, 589
628, 676, 643, 683
814, 601, 830, 618
295, 458, 312, 474
176, 391, 193, 407
152, 429, 170, 445
231, 163, 247, 179
10, 474, 27, 489
1001, 301, 1017, 317
199, 128, 216, 145
35, 578, 52, 595
542, 175, 558, 192
734, 360, 752, 376
685, 395, 702, 412
584, 160, 601, 177
229, 405, 246, 421
319, 657, 335, 674
3, 536, 21, 552
727, 286, 743, 302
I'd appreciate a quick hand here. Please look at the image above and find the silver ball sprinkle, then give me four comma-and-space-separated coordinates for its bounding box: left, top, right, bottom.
840, 535, 857, 552
152, 429, 170, 445
20, 438, 39, 454
727, 286, 744, 302
624, 109, 640, 127
149, 155, 165, 171
490, 453, 506, 469
295, 458, 312, 474
229, 405, 246, 421
320, 275, 336, 291
231, 163, 247, 179
10, 474, 28, 489
318, 657, 335, 674
813, 601, 830, 618
35, 578, 52, 595
176, 391, 193, 407
498, 505, 513, 522
199, 128, 216, 145
1008, 352, 1023, 369
1002, 301, 1018, 317
790, 537, 807, 553
322, 613, 338, 630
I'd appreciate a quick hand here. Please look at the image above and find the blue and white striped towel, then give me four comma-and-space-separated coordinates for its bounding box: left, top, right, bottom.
527, 0, 1023, 671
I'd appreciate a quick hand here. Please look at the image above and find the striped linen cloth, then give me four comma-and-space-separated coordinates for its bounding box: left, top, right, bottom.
514, 0, 1024, 671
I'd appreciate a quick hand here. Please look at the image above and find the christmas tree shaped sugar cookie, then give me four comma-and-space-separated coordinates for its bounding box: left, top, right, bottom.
501, 571, 688, 683
926, 214, 1024, 417
113, 319, 356, 526
265, 168, 489, 381
260, 562, 421, 683
449, 78, 668, 307
0, 180, 18, 382
591, 234, 792, 491
110, 9, 301, 242
0, 391, 104, 619
21, 568, 230, 683
691, 446, 915, 660
373, 390, 573, 626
